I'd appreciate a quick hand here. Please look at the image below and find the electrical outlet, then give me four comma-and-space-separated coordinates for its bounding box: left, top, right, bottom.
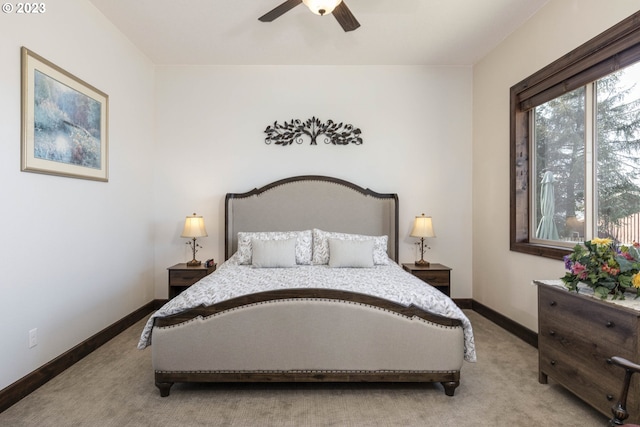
29, 328, 37, 348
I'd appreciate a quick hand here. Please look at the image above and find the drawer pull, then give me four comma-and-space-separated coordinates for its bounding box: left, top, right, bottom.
549, 330, 556, 336
550, 360, 556, 366
549, 301, 557, 306
607, 394, 614, 401
606, 321, 615, 328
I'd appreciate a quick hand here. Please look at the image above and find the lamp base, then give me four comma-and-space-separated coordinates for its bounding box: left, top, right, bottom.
415, 259, 430, 267
187, 260, 201, 267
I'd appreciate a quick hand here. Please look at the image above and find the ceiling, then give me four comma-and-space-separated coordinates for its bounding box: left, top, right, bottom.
87, 0, 550, 66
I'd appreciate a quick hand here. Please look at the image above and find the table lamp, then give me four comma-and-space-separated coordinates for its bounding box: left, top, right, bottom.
410, 214, 435, 266
181, 213, 207, 266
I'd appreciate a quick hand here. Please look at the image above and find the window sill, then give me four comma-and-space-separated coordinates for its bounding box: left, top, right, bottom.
510, 241, 571, 261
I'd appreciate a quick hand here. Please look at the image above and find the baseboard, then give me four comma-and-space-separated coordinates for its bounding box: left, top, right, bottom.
0, 297, 537, 413
453, 298, 472, 309
0, 300, 157, 414
472, 300, 538, 348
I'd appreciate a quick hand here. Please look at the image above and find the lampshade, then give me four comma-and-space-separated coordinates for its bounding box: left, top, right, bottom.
302, 0, 342, 15
410, 214, 435, 238
180, 213, 208, 238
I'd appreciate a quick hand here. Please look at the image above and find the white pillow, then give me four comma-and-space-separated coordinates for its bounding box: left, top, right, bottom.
251, 238, 297, 268
237, 230, 312, 265
328, 238, 375, 268
312, 229, 389, 265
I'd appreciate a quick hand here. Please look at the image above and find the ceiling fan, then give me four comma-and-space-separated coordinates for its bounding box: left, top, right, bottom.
259, 0, 360, 32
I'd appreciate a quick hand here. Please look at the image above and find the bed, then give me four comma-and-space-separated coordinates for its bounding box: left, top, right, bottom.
139, 175, 476, 397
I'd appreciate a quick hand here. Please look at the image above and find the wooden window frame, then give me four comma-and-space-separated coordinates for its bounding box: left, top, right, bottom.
510, 11, 640, 260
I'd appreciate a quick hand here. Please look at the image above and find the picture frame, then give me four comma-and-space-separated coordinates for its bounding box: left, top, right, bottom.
21, 47, 109, 181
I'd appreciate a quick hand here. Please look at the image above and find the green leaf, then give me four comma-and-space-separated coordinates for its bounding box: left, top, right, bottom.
616, 256, 633, 272
594, 286, 610, 299
619, 275, 633, 288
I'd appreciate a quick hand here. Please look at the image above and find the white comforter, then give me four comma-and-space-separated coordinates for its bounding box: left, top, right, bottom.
138, 254, 476, 362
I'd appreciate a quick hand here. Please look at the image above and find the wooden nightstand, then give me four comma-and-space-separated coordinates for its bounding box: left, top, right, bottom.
167, 263, 216, 299
402, 263, 452, 296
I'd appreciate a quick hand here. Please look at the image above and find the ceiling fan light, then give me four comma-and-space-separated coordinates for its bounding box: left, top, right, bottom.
302, 0, 342, 16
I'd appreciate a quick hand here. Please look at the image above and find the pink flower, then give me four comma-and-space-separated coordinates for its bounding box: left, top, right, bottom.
572, 262, 587, 279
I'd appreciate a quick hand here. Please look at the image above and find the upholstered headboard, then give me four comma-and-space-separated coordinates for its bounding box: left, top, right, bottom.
225, 176, 399, 262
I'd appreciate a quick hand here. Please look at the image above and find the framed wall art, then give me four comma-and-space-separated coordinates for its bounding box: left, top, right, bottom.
21, 47, 109, 181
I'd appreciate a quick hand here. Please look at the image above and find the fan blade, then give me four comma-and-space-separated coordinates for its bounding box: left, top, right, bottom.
333, 2, 360, 32
259, 0, 303, 22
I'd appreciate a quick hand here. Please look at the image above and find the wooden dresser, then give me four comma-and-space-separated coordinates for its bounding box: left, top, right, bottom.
536, 281, 640, 422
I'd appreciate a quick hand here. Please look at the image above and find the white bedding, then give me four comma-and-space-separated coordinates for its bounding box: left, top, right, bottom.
138, 254, 476, 363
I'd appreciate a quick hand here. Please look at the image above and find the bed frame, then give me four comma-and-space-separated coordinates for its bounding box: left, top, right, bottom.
152, 176, 465, 397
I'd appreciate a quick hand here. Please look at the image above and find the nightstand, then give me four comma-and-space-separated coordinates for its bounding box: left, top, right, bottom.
402, 263, 452, 296
167, 263, 216, 299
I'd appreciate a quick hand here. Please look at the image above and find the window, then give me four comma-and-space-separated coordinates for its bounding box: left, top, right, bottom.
532, 64, 640, 246
510, 11, 640, 259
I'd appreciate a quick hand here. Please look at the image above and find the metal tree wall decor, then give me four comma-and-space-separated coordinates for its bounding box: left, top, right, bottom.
264, 117, 363, 146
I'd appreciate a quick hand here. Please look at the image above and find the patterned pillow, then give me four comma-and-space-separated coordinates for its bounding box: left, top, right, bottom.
312, 229, 389, 265
236, 230, 313, 265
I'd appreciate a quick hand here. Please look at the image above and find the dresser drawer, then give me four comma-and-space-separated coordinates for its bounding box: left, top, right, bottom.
539, 342, 620, 416
539, 286, 636, 349
411, 269, 449, 286
169, 270, 208, 286
538, 327, 629, 394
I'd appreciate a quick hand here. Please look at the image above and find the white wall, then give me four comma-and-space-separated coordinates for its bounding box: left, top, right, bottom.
472, 0, 640, 331
0, 0, 155, 390
153, 65, 473, 299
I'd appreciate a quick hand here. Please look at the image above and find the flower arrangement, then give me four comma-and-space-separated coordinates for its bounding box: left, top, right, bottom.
562, 238, 640, 299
